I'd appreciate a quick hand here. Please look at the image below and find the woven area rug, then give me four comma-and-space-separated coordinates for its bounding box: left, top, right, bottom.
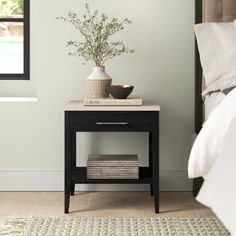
0, 217, 230, 236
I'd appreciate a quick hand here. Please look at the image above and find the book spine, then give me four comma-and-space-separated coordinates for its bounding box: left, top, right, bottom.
87, 174, 139, 179
87, 163, 139, 167
87, 167, 139, 171
84, 99, 142, 106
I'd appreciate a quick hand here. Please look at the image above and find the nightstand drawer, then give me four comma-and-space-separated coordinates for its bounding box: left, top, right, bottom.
67, 111, 156, 131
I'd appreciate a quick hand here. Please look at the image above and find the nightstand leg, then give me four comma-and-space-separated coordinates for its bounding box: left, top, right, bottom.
149, 133, 153, 196
65, 113, 76, 213
153, 174, 159, 213
152, 113, 159, 213
64, 128, 71, 213
70, 182, 75, 196
70, 132, 76, 196
150, 184, 153, 196
64, 190, 70, 214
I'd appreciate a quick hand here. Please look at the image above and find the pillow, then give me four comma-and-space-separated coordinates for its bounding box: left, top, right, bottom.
194, 21, 236, 97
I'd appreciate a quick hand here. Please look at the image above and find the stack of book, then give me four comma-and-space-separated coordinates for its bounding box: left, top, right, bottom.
83, 97, 142, 106
87, 154, 139, 179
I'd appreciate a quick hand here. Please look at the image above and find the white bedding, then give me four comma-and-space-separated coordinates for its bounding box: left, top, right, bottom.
188, 88, 236, 235
204, 91, 225, 120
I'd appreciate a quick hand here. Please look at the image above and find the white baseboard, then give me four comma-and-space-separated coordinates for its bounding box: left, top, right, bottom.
0, 169, 192, 191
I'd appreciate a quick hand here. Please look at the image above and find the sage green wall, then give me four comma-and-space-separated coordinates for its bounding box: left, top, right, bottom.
0, 0, 194, 182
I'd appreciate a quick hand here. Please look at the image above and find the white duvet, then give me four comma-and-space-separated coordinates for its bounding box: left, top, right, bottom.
188, 87, 236, 235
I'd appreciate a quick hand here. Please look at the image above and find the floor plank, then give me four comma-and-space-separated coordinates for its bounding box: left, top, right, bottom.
0, 192, 215, 225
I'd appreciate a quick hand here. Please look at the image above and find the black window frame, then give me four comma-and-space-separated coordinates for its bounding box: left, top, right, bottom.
0, 0, 30, 80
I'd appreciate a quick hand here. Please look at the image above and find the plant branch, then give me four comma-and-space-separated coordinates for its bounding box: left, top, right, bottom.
57, 4, 134, 66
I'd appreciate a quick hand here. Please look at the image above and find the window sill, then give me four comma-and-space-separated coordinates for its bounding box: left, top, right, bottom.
0, 76, 30, 80
0, 97, 37, 102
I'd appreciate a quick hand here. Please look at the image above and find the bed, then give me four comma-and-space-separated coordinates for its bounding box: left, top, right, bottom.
190, 0, 236, 234
193, 0, 236, 195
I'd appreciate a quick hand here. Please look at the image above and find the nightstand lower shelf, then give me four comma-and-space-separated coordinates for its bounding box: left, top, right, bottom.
71, 167, 152, 184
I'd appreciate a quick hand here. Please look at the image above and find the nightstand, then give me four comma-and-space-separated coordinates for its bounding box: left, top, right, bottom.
64, 101, 160, 213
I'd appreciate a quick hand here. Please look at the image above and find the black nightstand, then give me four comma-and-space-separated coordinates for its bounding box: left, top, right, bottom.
64, 101, 160, 213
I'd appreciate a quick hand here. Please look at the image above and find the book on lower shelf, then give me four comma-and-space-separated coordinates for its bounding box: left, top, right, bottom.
83, 97, 142, 106
87, 154, 139, 179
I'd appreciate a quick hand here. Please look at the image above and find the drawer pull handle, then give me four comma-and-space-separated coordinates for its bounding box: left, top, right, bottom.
96, 122, 129, 126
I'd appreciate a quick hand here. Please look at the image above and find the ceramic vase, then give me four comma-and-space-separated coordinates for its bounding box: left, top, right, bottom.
86, 66, 112, 98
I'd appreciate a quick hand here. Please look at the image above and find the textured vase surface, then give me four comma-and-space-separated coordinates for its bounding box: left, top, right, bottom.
86, 66, 112, 98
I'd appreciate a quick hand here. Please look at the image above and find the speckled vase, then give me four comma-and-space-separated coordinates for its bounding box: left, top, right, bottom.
86, 66, 112, 98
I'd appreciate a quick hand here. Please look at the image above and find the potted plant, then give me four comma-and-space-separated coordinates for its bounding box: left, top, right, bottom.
57, 4, 134, 98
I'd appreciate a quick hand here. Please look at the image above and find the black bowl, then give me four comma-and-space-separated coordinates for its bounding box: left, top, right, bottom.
110, 85, 134, 99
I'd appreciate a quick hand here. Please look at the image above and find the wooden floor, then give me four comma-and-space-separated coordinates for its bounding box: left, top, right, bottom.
0, 192, 214, 225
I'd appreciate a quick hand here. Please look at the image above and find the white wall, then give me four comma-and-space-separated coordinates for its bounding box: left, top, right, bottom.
0, 0, 194, 191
